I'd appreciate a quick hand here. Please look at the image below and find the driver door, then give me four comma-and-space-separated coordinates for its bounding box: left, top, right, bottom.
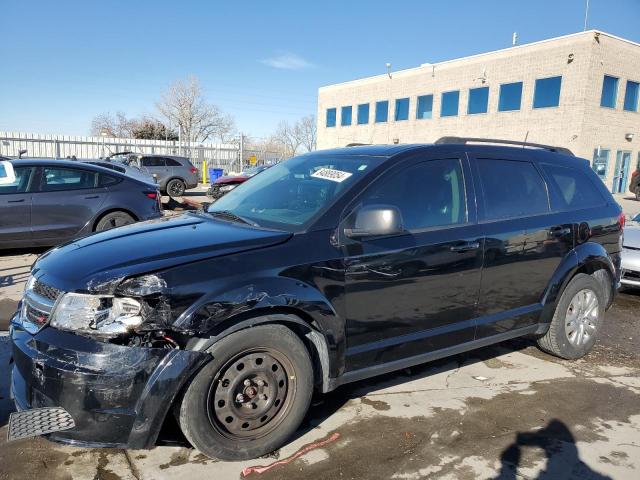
342, 155, 483, 372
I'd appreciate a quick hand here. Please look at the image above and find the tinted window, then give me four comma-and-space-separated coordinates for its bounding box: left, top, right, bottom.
357, 103, 369, 124
600, 75, 618, 108
0, 167, 33, 194
375, 101, 388, 123
498, 82, 523, 111
394, 98, 409, 121
42, 167, 97, 191
416, 94, 433, 119
478, 159, 549, 220
98, 174, 121, 187
141, 157, 166, 167
341, 106, 352, 126
441, 91, 459, 117
326, 108, 336, 127
592, 149, 609, 178
541, 163, 605, 210
533, 76, 562, 108
623, 80, 639, 112
468, 86, 489, 114
361, 159, 466, 230
165, 158, 182, 167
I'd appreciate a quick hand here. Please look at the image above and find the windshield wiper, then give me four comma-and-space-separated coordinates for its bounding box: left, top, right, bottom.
208, 210, 259, 227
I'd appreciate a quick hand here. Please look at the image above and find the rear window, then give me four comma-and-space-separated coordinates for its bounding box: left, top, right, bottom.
540, 163, 606, 210
98, 173, 121, 187
141, 157, 166, 167
477, 158, 549, 220
165, 158, 182, 167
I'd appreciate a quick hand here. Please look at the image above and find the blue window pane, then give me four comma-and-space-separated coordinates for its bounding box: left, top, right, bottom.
468, 87, 489, 114
600, 75, 618, 108
623, 80, 639, 112
498, 82, 523, 111
395, 98, 409, 121
533, 76, 562, 108
375, 100, 389, 123
326, 108, 336, 127
357, 103, 369, 124
341, 106, 352, 126
441, 91, 459, 117
416, 95, 433, 119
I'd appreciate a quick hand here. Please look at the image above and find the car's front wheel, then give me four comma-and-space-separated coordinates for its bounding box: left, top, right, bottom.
178, 324, 314, 460
537, 273, 604, 359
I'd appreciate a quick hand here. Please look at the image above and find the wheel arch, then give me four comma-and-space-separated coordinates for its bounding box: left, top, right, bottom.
92, 208, 139, 231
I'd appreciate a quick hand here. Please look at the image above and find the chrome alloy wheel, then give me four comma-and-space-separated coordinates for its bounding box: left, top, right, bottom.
565, 288, 599, 346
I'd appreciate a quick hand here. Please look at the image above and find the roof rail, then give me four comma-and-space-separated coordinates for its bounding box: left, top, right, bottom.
434, 137, 574, 156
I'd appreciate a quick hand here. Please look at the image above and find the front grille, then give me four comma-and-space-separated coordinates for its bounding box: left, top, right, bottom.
33, 280, 62, 302
622, 269, 640, 280
25, 304, 49, 327
7, 407, 76, 442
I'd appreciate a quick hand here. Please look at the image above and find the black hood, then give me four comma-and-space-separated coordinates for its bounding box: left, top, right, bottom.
33, 213, 292, 293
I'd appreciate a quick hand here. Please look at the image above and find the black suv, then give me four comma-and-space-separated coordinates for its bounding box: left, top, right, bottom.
9, 138, 623, 461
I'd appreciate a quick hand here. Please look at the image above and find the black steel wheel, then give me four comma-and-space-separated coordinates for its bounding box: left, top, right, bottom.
178, 324, 313, 460
167, 178, 186, 197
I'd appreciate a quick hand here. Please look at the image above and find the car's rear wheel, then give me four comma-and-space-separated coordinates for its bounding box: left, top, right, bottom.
178, 324, 313, 460
95, 211, 135, 232
167, 179, 186, 197
537, 273, 604, 359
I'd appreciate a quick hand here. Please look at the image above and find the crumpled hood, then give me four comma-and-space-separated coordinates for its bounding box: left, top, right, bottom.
623, 224, 640, 249
32, 212, 291, 293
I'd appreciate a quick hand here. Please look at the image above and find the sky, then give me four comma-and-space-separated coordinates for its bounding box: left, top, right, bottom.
1, 0, 639, 140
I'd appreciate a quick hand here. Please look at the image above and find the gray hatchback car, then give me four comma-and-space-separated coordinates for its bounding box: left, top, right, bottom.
118, 154, 199, 196
0, 159, 163, 249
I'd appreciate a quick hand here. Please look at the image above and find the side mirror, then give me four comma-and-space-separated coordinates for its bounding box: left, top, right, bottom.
344, 204, 404, 239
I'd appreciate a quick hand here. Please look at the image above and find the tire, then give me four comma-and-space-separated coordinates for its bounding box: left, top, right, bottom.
167, 178, 186, 197
95, 211, 135, 232
537, 273, 604, 359
635, 187, 640, 201
178, 324, 314, 461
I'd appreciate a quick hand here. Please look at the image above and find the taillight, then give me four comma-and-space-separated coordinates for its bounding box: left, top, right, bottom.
190, 167, 198, 174
619, 212, 626, 231
144, 191, 158, 200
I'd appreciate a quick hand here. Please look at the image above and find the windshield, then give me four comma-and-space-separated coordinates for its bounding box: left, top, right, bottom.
208, 154, 385, 231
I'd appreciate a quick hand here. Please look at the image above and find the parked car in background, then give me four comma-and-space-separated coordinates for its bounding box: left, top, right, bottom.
117, 154, 199, 197
81, 159, 157, 185
207, 164, 271, 200
8, 139, 622, 461
620, 213, 640, 287
0, 158, 162, 249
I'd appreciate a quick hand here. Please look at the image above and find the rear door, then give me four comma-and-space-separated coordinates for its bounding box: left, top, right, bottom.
343, 154, 483, 371
31, 166, 108, 242
470, 154, 574, 338
0, 165, 36, 244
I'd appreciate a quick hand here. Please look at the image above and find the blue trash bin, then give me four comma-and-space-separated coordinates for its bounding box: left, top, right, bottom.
208, 168, 224, 183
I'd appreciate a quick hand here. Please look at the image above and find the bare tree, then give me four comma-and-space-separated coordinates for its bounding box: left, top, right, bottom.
90, 111, 135, 138
132, 116, 178, 140
156, 76, 237, 144
295, 115, 317, 152
271, 121, 302, 158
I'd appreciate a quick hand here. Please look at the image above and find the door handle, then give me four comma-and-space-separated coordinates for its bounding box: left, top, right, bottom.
84, 195, 100, 199
549, 227, 571, 238
7, 199, 25, 203
450, 241, 480, 253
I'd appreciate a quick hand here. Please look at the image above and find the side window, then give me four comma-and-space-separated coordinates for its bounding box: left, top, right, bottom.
477, 159, 549, 220
360, 159, 467, 230
98, 173, 121, 187
540, 163, 605, 210
165, 158, 182, 167
0, 167, 33, 194
141, 157, 166, 167
41, 167, 97, 192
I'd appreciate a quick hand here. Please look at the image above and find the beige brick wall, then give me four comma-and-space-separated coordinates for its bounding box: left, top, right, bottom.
317, 31, 640, 192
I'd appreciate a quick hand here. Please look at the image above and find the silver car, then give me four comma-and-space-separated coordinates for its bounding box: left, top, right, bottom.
117, 154, 199, 197
621, 214, 640, 287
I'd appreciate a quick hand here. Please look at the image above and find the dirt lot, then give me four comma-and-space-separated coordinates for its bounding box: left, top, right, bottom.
0, 192, 638, 479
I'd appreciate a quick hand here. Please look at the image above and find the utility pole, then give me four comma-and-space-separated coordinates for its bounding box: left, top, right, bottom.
239, 133, 244, 173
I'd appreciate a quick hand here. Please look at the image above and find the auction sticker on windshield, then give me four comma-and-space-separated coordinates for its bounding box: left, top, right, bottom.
311, 168, 353, 183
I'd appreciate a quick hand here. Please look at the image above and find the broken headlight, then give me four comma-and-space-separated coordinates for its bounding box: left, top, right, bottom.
50, 293, 143, 337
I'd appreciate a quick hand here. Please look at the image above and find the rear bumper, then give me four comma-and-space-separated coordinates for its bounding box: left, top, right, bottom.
621, 247, 640, 287
9, 319, 209, 449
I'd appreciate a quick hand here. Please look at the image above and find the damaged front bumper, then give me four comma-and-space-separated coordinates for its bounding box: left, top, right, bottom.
9, 318, 210, 449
